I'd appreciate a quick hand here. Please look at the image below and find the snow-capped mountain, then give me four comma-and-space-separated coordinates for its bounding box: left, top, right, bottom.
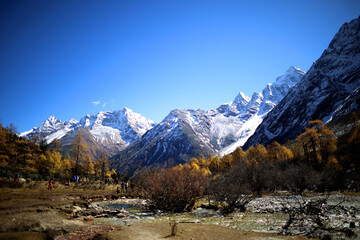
19, 116, 78, 143
78, 108, 155, 147
111, 109, 214, 173
244, 16, 360, 149
210, 66, 305, 155
111, 66, 304, 173
20, 108, 156, 155
22, 16, 360, 174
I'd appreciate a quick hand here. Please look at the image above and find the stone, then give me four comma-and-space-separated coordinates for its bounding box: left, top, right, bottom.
83, 216, 95, 221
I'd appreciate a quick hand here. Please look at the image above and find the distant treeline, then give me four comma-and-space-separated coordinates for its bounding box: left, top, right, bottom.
1, 115, 359, 192
0, 123, 118, 181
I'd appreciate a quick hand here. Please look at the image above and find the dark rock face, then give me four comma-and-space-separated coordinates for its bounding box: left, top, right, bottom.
244, 16, 360, 149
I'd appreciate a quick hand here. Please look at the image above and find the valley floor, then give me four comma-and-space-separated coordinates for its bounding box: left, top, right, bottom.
0, 180, 358, 240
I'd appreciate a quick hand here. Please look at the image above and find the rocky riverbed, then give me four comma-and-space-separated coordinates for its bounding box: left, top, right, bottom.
1, 184, 359, 240
94, 193, 360, 240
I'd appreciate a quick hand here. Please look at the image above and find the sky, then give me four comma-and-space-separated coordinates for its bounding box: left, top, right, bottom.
0, 0, 359, 133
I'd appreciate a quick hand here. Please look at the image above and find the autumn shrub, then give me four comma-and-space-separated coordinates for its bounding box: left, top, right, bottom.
210, 162, 253, 214
143, 166, 208, 212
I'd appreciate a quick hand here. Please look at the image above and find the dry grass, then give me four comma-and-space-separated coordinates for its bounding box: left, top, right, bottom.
104, 222, 313, 240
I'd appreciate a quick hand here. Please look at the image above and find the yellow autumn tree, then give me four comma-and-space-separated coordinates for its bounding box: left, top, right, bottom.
70, 132, 89, 176
231, 147, 247, 165
297, 120, 337, 169
209, 155, 221, 174
267, 141, 293, 162
46, 151, 63, 175
0, 123, 10, 169
246, 144, 268, 163
61, 153, 73, 179
82, 154, 95, 179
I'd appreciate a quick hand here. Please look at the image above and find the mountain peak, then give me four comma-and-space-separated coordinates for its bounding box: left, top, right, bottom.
285, 66, 304, 74
122, 107, 132, 112
47, 115, 59, 123
42, 116, 62, 127
274, 66, 305, 87
67, 118, 79, 125
233, 92, 251, 103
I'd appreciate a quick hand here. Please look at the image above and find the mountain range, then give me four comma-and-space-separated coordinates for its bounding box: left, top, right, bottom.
20, 108, 156, 157
20, 16, 360, 174
20, 65, 305, 173
111, 65, 305, 174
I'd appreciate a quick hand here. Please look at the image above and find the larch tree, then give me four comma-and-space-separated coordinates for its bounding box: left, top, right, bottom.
70, 132, 88, 176
46, 151, 63, 176
231, 147, 247, 165
209, 155, 221, 174
246, 144, 268, 163
82, 154, 95, 179
297, 120, 337, 169
48, 139, 62, 153
0, 124, 10, 170
61, 153, 73, 179
97, 153, 110, 181
267, 141, 293, 162
220, 154, 233, 170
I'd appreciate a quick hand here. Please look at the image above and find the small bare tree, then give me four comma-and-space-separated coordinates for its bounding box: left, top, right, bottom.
210, 162, 254, 214
277, 194, 356, 238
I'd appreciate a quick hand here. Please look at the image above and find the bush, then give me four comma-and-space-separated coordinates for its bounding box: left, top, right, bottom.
210, 162, 253, 214
143, 167, 208, 213
26, 173, 42, 181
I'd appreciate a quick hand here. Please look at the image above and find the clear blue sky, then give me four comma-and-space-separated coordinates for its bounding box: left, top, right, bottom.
0, 0, 359, 132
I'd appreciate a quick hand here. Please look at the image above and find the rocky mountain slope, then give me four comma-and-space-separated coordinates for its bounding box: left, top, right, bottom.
244, 16, 360, 149
111, 67, 304, 174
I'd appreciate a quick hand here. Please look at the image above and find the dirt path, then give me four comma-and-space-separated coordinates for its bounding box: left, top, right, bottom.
103, 222, 312, 240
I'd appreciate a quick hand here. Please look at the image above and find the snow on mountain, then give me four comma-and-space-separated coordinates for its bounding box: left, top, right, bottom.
78, 108, 155, 149
21, 64, 305, 173
20, 108, 156, 155
111, 66, 305, 173
19, 116, 70, 141
244, 16, 360, 149
111, 109, 214, 174
44, 118, 78, 144
210, 66, 305, 155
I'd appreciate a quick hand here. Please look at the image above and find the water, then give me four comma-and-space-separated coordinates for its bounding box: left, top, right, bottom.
96, 194, 360, 239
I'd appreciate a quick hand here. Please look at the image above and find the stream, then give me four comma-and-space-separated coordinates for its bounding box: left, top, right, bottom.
94, 194, 360, 239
